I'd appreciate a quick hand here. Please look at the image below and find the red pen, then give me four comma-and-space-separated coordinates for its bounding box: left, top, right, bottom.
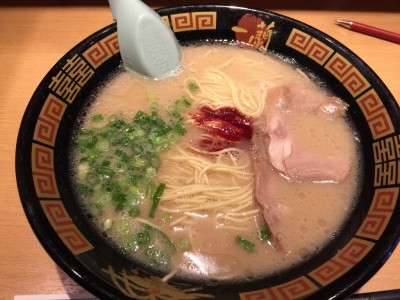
335, 19, 400, 44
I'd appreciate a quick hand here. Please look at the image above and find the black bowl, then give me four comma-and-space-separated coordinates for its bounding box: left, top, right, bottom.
16, 5, 400, 300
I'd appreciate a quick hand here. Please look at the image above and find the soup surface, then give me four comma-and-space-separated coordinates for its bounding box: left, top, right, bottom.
73, 44, 359, 282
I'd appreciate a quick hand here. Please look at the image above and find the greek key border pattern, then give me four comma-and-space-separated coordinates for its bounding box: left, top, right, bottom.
286, 28, 395, 142
27, 20, 400, 298
286, 28, 334, 65
31, 37, 105, 254
40, 200, 94, 255
168, 11, 217, 32
239, 277, 319, 299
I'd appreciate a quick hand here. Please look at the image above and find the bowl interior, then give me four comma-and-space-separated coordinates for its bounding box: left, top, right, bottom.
16, 5, 400, 300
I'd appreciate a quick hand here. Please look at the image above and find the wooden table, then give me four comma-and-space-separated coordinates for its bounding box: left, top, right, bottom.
1, 4, 399, 300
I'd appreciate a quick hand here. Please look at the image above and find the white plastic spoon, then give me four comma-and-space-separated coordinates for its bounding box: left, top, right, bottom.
108, 0, 182, 79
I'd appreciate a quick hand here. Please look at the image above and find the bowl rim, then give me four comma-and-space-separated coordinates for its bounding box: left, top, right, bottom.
16, 4, 400, 300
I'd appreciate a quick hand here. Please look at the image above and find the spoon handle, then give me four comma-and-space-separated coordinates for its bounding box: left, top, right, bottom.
108, 0, 182, 79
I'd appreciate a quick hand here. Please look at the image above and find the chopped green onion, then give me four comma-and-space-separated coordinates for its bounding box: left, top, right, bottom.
150, 101, 159, 112
187, 82, 199, 92
145, 181, 156, 199
133, 157, 146, 168
121, 236, 139, 252
235, 236, 255, 252
143, 223, 176, 252
178, 238, 191, 251
174, 122, 186, 135
136, 229, 150, 245
95, 139, 110, 151
148, 183, 166, 218
88, 203, 102, 217
76, 183, 93, 197
150, 156, 161, 169
85, 136, 98, 149
131, 129, 145, 139
74, 98, 192, 266
114, 200, 126, 211
146, 167, 157, 178
97, 166, 115, 178
115, 149, 130, 162
133, 110, 148, 124
87, 151, 98, 162
77, 163, 89, 180
101, 159, 110, 167
128, 206, 141, 218
113, 219, 131, 235
112, 192, 126, 201
168, 96, 191, 119
103, 218, 113, 230
176, 96, 191, 108
124, 124, 134, 133
146, 92, 158, 102
259, 227, 271, 241
161, 212, 171, 222
110, 118, 127, 129
91, 114, 104, 122
98, 193, 112, 204
129, 185, 142, 195
147, 247, 170, 267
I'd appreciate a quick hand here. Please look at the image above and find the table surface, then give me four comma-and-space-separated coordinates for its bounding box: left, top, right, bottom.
1, 4, 399, 300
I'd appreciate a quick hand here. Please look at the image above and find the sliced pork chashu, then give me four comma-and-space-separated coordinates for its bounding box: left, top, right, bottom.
263, 83, 351, 183
252, 83, 354, 250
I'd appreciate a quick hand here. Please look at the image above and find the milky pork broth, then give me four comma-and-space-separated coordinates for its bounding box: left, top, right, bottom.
72, 44, 359, 282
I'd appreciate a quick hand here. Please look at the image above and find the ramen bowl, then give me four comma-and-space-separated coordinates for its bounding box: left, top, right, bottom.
16, 5, 400, 300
